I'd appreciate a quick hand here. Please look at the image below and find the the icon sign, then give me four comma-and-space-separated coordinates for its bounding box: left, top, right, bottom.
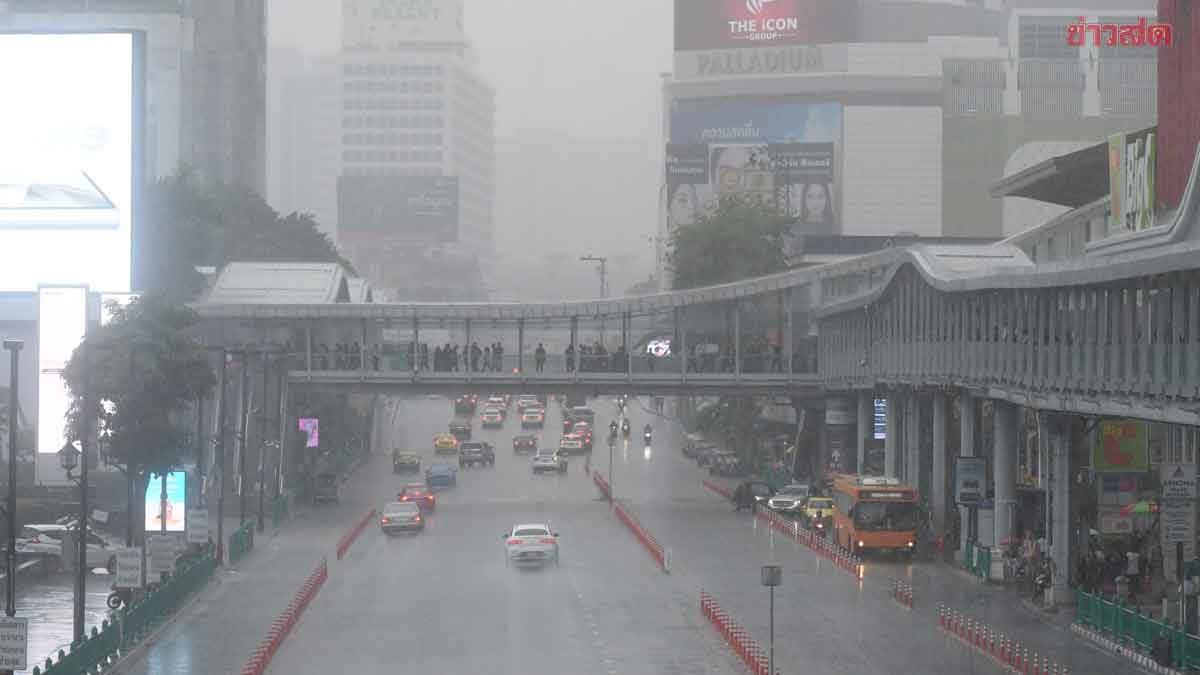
298, 418, 319, 448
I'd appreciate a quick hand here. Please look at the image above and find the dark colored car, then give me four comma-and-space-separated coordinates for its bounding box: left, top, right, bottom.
459, 441, 495, 468
512, 434, 538, 453
392, 451, 421, 474
454, 395, 478, 414
312, 472, 339, 505
398, 483, 437, 512
449, 422, 472, 440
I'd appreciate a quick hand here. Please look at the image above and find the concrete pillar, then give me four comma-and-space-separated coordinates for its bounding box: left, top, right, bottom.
1050, 414, 1071, 607
884, 395, 898, 479
824, 397, 853, 474
905, 393, 920, 486
856, 391, 870, 474
931, 392, 947, 535
993, 400, 1019, 547
958, 392, 975, 558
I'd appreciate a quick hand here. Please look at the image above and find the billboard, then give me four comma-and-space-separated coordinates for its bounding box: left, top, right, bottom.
0, 32, 140, 293
1092, 420, 1149, 473
674, 0, 858, 52
343, 0, 465, 47
667, 100, 841, 255
338, 175, 459, 242
36, 286, 88, 486
1108, 128, 1156, 233
144, 471, 186, 533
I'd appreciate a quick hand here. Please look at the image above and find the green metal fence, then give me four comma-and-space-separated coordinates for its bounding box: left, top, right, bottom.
963, 542, 991, 581
32, 552, 218, 675
1075, 589, 1200, 670
228, 521, 255, 565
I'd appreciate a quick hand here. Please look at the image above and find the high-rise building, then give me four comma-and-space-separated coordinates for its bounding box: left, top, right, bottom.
185, 0, 268, 194
337, 0, 495, 297
268, 47, 341, 237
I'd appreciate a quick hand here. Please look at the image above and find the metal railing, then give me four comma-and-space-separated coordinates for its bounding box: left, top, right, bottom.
963, 541, 991, 581
1075, 589, 1200, 670
32, 551, 218, 675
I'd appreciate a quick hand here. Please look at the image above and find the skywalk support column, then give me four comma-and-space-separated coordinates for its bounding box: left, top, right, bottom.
1048, 414, 1071, 607
884, 393, 898, 479
856, 392, 870, 474
931, 392, 948, 538
959, 392, 976, 559
904, 392, 920, 487
993, 400, 1018, 548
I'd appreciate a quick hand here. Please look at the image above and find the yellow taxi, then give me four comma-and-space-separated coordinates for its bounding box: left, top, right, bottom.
804, 496, 834, 530
434, 433, 460, 454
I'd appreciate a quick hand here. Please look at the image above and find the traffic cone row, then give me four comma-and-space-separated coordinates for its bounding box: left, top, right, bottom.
613, 500, 666, 570
891, 579, 914, 608
241, 559, 329, 675
702, 479, 733, 500
593, 472, 610, 499
700, 590, 777, 675
336, 508, 378, 560
937, 605, 1069, 675
753, 505, 863, 576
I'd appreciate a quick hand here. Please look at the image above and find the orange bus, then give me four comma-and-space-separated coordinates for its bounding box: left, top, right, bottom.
830, 475, 919, 557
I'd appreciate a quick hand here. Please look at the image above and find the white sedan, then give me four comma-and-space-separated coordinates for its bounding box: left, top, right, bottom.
503, 523, 559, 565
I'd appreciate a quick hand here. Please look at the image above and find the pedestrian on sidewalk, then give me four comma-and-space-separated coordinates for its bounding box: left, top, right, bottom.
535, 343, 546, 372
1126, 548, 1141, 598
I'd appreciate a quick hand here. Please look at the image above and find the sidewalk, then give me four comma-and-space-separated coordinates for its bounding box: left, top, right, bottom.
109, 451, 387, 675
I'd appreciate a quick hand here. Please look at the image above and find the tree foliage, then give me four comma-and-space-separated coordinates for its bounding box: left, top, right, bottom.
139, 172, 354, 302
668, 196, 789, 290
61, 294, 215, 481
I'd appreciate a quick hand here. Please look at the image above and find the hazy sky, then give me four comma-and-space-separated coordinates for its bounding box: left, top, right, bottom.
270, 0, 674, 281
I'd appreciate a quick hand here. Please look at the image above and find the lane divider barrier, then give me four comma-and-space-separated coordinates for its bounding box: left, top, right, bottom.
593, 472, 611, 500
754, 504, 863, 578
240, 558, 329, 675
702, 479, 733, 500
336, 508, 377, 561
700, 590, 778, 675
891, 578, 914, 609
612, 499, 670, 573
937, 604, 1070, 675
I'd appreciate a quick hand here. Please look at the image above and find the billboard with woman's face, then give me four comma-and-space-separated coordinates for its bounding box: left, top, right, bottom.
667, 99, 841, 260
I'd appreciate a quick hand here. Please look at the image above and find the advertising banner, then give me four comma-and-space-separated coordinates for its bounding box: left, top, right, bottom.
667, 99, 841, 255
1092, 420, 1149, 473
115, 547, 143, 589
147, 534, 177, 576
144, 471, 186, 532
872, 398, 887, 440
674, 0, 858, 51
338, 175, 459, 242
299, 418, 320, 448
1108, 129, 1156, 232
0, 617, 28, 671
186, 508, 209, 544
0, 33, 138, 293
955, 457, 987, 504
674, 44, 840, 80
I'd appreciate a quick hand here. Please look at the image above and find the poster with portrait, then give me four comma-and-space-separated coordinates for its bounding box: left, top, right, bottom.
666, 99, 841, 262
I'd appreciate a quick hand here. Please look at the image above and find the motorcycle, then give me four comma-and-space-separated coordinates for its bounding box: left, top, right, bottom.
621, 422, 631, 438
643, 430, 652, 445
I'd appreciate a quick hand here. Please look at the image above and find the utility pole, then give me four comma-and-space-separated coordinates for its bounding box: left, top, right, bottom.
215, 350, 228, 565
579, 255, 608, 346
3, 339, 23, 630
236, 351, 250, 526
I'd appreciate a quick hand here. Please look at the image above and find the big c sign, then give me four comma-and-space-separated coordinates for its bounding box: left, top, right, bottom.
674, 0, 857, 51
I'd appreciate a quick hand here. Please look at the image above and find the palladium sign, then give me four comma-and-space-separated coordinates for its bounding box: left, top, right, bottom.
675, 45, 835, 80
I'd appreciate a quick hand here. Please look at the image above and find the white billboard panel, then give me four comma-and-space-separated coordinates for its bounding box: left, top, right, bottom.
0, 32, 136, 293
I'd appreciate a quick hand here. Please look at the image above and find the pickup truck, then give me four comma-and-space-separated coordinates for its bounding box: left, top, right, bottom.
459, 441, 495, 468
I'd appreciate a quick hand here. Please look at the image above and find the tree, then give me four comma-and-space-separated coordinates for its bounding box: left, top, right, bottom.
139, 172, 354, 302
61, 294, 215, 541
668, 196, 789, 291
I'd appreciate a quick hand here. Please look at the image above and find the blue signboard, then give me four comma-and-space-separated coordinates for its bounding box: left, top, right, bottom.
145, 471, 186, 532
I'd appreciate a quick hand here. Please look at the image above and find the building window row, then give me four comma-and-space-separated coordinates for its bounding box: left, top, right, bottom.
343, 149, 444, 163
343, 63, 444, 77
344, 98, 445, 111
343, 132, 444, 146
344, 166, 444, 177
344, 115, 444, 129
344, 80, 444, 94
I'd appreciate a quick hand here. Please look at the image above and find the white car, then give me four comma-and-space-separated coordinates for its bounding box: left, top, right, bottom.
486, 396, 508, 410
516, 395, 540, 411
503, 523, 559, 565
15, 524, 116, 572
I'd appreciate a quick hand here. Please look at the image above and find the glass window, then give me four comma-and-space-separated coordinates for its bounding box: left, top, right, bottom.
1019, 16, 1077, 59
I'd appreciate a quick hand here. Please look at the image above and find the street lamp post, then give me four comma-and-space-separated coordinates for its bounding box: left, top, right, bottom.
57, 441, 86, 645
761, 565, 782, 675
579, 256, 608, 345
3, 338, 23, 623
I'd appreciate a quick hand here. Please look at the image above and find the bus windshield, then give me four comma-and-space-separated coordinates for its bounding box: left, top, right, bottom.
853, 501, 918, 531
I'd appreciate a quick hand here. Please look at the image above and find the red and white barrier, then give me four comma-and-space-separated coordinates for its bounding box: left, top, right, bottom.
701, 479, 733, 500
612, 500, 669, 573
336, 508, 377, 561
753, 504, 863, 577
891, 578, 914, 609
240, 558, 329, 675
937, 604, 1069, 675
700, 590, 777, 675
593, 472, 610, 500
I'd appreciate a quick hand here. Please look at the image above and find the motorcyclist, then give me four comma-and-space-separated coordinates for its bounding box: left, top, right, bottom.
621, 418, 631, 436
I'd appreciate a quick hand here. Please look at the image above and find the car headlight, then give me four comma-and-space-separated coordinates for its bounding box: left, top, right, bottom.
906, 541, 914, 548
857, 540, 865, 548
815, 522, 823, 528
